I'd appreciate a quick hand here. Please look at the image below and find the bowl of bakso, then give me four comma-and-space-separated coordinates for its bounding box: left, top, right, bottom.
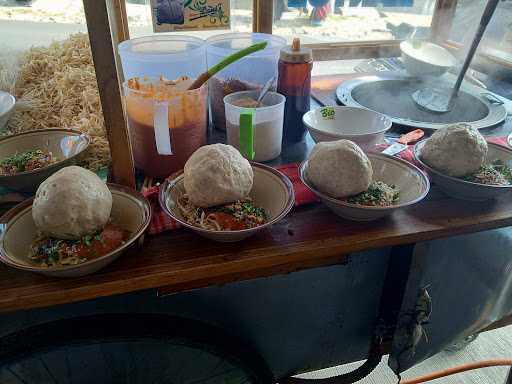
0, 166, 151, 277
414, 123, 512, 201
0, 128, 90, 192
300, 140, 430, 221
159, 144, 294, 242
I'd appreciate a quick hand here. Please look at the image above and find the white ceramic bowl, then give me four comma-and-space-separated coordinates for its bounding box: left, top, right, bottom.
303, 106, 392, 151
299, 153, 430, 221
400, 40, 457, 77
0, 184, 151, 277
414, 140, 512, 201
0, 129, 90, 192
0, 91, 15, 132
159, 162, 294, 242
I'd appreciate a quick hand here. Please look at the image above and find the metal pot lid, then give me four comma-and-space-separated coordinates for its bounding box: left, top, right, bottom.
336, 74, 507, 130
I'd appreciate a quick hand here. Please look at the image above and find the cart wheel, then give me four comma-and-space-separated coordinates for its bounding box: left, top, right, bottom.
0, 313, 274, 384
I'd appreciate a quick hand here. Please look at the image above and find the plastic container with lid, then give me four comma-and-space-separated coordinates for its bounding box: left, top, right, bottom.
118, 35, 206, 80
206, 33, 286, 131
123, 77, 207, 178
277, 38, 313, 144
224, 90, 285, 162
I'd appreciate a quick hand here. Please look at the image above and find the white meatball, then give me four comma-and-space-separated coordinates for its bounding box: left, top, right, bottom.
184, 144, 253, 207
421, 123, 487, 177
32, 166, 112, 240
306, 140, 372, 198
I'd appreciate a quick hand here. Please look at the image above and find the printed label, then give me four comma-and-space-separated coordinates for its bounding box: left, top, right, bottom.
151, 0, 230, 32
320, 107, 335, 120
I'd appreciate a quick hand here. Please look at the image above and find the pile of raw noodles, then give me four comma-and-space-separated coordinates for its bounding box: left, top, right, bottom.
4, 33, 110, 171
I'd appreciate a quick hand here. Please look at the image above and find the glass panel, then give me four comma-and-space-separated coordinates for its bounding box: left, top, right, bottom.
0, 0, 110, 172
0, 0, 88, 52
273, 0, 436, 44
450, 0, 512, 64
127, 0, 252, 39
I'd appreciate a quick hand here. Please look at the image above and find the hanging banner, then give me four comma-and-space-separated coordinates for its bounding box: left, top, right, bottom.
151, 0, 230, 32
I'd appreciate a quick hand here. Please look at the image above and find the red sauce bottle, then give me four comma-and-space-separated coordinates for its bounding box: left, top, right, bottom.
278, 38, 313, 144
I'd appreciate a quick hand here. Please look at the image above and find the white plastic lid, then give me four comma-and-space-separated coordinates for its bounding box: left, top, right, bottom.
206, 33, 286, 58
118, 35, 206, 62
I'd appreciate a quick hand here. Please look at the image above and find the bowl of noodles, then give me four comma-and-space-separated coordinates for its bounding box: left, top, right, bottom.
0, 129, 90, 192
159, 162, 295, 242
0, 184, 151, 277
414, 140, 512, 201
299, 152, 430, 221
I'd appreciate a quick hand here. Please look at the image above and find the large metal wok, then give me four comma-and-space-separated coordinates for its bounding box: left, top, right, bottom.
336, 74, 507, 131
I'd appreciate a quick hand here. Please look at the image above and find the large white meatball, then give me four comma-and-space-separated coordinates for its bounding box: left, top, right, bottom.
421, 123, 487, 177
32, 166, 112, 240
184, 144, 253, 207
306, 140, 372, 198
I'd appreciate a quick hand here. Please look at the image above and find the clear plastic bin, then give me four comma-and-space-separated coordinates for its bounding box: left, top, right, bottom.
207, 33, 286, 131
118, 35, 206, 80
224, 90, 285, 162
123, 77, 207, 178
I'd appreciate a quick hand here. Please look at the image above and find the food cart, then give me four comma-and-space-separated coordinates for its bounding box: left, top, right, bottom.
0, 1, 511, 383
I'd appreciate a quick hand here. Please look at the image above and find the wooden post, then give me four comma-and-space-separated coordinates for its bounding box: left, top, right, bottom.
252, 0, 257, 32
253, 0, 273, 34
107, 0, 130, 84
431, 0, 458, 44
83, 0, 136, 188
109, 0, 130, 43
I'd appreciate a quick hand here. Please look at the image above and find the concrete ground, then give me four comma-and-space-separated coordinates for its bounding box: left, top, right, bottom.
301, 325, 512, 384
1, 0, 510, 55
0, 0, 433, 46
0, 0, 510, 51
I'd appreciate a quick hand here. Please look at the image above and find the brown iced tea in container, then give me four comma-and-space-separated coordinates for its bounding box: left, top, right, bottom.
124, 77, 207, 178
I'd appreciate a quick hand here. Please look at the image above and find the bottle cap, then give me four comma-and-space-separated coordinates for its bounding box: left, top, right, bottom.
279, 38, 313, 63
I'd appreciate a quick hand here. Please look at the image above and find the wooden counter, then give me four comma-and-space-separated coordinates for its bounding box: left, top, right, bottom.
1, 187, 511, 313
1, 72, 510, 315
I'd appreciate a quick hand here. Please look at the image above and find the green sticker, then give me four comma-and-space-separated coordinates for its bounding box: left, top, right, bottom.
96, 167, 109, 182
320, 107, 335, 120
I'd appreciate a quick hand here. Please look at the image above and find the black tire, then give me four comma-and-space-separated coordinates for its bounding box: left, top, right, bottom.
0, 313, 274, 384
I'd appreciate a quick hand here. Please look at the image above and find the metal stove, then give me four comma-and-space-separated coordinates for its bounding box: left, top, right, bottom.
336, 74, 507, 131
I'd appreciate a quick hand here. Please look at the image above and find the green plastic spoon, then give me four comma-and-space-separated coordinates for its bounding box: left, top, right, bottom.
187, 41, 268, 90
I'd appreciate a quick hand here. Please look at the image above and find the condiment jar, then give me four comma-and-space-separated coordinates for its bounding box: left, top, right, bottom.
224, 90, 285, 162
277, 38, 313, 144
123, 77, 207, 178
206, 33, 286, 131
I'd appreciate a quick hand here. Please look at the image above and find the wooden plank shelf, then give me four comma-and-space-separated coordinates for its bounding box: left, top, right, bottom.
0, 187, 511, 313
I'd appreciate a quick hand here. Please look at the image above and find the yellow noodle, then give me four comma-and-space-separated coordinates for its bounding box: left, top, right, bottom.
5, 33, 110, 171
177, 193, 267, 231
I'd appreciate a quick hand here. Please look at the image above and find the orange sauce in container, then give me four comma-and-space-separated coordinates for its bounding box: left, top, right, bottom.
124, 77, 207, 178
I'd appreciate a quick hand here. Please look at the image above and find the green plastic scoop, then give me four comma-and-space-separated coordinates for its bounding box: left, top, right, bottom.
187, 41, 268, 90
239, 110, 255, 161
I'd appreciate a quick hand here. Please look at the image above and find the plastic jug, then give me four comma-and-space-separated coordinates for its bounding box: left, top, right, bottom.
206, 33, 286, 131
123, 77, 207, 178
118, 35, 206, 81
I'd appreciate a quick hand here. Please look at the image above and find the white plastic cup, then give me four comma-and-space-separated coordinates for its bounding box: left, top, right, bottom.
224, 91, 285, 162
